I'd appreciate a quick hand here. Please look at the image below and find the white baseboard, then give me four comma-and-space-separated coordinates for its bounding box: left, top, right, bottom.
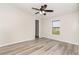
43, 37, 79, 46
0, 38, 35, 47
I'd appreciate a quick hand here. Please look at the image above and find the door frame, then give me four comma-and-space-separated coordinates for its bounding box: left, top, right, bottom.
35, 20, 39, 38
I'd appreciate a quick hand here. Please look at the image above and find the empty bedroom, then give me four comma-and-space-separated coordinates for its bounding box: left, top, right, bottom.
0, 3, 79, 55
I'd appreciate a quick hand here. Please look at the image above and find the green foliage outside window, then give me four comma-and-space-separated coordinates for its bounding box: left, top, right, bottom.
52, 27, 60, 35
52, 20, 60, 35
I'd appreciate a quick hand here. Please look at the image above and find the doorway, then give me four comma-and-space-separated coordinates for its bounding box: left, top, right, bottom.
35, 20, 39, 38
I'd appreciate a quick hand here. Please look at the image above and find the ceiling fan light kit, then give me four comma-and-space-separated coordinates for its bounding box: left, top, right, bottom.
39, 11, 42, 14
32, 4, 54, 15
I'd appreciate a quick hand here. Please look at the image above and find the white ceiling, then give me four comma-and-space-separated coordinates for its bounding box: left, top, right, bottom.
12, 3, 79, 16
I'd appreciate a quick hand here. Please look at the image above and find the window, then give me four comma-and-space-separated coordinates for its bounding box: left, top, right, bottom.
52, 20, 60, 35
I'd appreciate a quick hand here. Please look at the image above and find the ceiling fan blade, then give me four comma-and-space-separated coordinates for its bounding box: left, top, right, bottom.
32, 7, 40, 11
45, 10, 54, 12
35, 12, 39, 14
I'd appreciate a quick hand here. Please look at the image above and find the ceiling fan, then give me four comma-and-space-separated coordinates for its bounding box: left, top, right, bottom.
32, 4, 54, 15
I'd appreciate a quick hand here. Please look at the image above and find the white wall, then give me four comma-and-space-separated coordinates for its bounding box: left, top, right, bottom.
0, 4, 35, 47
42, 11, 79, 45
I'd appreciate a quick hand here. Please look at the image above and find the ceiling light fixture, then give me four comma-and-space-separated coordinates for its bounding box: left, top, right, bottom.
39, 11, 42, 14
39, 11, 45, 14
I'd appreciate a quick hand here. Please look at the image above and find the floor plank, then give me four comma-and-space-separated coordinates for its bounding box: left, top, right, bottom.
0, 38, 79, 55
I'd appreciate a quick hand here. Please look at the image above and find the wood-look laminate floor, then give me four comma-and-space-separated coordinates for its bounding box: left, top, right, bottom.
0, 38, 79, 55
